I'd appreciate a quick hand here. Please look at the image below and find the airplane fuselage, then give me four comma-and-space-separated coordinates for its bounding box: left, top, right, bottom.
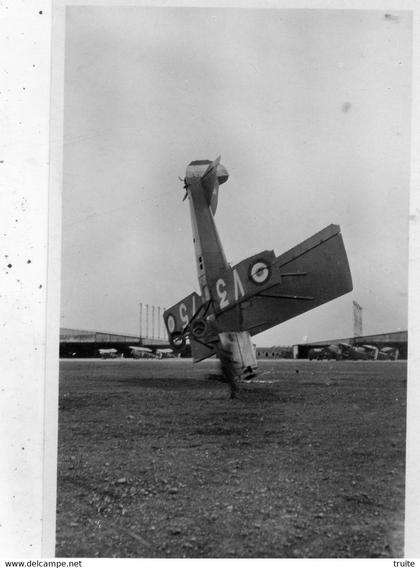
183, 158, 258, 379
185, 159, 229, 300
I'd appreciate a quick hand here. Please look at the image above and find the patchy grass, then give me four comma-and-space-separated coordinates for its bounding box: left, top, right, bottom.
56, 359, 406, 558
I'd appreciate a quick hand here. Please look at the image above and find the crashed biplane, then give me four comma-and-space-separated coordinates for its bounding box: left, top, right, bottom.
163, 157, 352, 389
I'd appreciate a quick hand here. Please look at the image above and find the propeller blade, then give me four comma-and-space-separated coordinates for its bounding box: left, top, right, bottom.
179, 175, 188, 200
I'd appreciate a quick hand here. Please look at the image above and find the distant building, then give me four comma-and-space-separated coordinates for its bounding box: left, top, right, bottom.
256, 346, 293, 359
293, 330, 407, 360
59, 327, 171, 358
60, 328, 407, 361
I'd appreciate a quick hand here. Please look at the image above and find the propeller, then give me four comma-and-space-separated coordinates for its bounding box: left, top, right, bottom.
178, 176, 188, 201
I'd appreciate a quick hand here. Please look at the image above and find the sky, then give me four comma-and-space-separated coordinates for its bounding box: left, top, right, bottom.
61, 6, 412, 346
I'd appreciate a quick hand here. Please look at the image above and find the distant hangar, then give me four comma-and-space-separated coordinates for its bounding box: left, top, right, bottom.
59, 328, 169, 358
292, 330, 407, 360
60, 327, 407, 360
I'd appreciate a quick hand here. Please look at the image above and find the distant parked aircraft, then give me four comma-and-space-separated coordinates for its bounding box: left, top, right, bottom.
308, 344, 343, 360
156, 348, 177, 359
338, 343, 374, 360
98, 348, 119, 359
129, 346, 156, 359
361, 344, 379, 360
308, 347, 327, 361
378, 346, 399, 360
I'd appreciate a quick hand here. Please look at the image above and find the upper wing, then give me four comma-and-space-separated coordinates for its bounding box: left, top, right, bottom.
210, 224, 353, 336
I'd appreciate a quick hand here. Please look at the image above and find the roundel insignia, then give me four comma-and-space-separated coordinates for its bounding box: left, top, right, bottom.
249, 259, 271, 286
166, 314, 176, 333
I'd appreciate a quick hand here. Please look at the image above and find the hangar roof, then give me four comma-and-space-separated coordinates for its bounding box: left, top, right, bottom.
60, 328, 140, 343
298, 330, 407, 347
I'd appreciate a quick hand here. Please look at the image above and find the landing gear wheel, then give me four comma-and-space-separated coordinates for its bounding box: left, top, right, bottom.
169, 332, 186, 351
190, 318, 208, 339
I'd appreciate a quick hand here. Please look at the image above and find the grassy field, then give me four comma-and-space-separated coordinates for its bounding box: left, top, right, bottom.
56, 359, 406, 558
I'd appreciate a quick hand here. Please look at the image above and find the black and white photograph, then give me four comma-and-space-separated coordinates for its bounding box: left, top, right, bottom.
53, 5, 413, 559
2, 1, 418, 562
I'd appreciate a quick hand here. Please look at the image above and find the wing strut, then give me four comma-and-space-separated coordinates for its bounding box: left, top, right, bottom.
256, 292, 314, 300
